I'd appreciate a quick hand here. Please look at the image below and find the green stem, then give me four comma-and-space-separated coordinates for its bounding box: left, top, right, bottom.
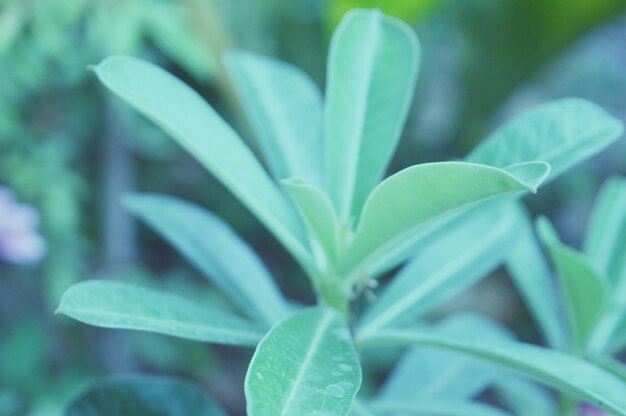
318, 278, 350, 318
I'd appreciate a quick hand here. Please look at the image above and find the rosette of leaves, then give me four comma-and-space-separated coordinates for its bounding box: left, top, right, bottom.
58, 9, 626, 416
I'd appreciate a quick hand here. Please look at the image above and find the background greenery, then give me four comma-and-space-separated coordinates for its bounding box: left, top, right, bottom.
1, 0, 625, 415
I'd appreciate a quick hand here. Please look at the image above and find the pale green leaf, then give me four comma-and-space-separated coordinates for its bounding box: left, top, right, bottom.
370, 400, 512, 416
364, 98, 623, 278
64, 375, 226, 416
468, 98, 624, 183
341, 161, 550, 277
57, 281, 264, 346
283, 179, 341, 264
537, 217, 607, 351
124, 193, 289, 326
358, 330, 626, 416
225, 51, 323, 187
357, 201, 516, 337
505, 204, 568, 350
494, 376, 557, 416
325, 9, 420, 221
584, 176, 626, 289
245, 307, 361, 415
597, 356, 626, 382
93, 56, 311, 268
606, 313, 626, 354
379, 314, 510, 401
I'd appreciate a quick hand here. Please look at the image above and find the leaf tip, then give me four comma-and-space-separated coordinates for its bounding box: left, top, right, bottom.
504, 161, 551, 193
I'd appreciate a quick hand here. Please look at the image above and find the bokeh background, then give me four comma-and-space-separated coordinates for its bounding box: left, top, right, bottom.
1, 0, 626, 415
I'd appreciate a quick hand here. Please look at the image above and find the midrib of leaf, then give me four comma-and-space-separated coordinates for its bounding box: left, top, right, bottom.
331, 11, 381, 223
59, 306, 263, 343
281, 310, 334, 415
358, 222, 509, 336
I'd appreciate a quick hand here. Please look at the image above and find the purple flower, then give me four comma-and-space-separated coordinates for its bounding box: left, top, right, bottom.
0, 187, 46, 264
580, 403, 611, 416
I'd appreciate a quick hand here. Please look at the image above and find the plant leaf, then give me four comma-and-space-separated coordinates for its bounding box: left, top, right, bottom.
597, 356, 626, 382
358, 329, 626, 416
606, 312, 626, 354
124, 194, 290, 326
283, 179, 341, 265
493, 376, 557, 416
245, 307, 361, 415
225, 51, 323, 187
467, 98, 624, 183
584, 176, 626, 289
357, 201, 516, 337
324, 8, 420, 221
341, 161, 550, 277
370, 400, 512, 416
57, 281, 264, 346
536, 217, 607, 351
364, 98, 623, 278
504, 204, 568, 350
379, 314, 511, 401
63, 374, 226, 416
93, 56, 311, 268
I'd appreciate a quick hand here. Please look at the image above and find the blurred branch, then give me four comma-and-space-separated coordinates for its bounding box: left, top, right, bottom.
101, 96, 137, 271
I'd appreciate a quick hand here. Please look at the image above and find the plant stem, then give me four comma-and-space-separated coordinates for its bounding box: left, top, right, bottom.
318, 278, 350, 318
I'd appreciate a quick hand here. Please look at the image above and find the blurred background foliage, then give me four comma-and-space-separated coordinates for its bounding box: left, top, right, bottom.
1, 0, 625, 415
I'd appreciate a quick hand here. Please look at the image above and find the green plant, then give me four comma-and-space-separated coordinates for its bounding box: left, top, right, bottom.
57, 9, 626, 415
529, 177, 626, 414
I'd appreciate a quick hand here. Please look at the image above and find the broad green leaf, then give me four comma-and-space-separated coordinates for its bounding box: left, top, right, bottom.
225, 51, 323, 187
325, 9, 420, 221
364, 98, 623, 278
505, 204, 568, 350
380, 314, 510, 401
584, 176, 626, 288
124, 194, 289, 326
494, 376, 557, 416
63, 375, 226, 416
358, 330, 626, 416
468, 98, 624, 184
357, 202, 516, 337
341, 161, 550, 276
283, 179, 341, 264
57, 281, 264, 346
537, 217, 607, 351
93, 56, 311, 268
245, 307, 361, 415
370, 400, 512, 416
